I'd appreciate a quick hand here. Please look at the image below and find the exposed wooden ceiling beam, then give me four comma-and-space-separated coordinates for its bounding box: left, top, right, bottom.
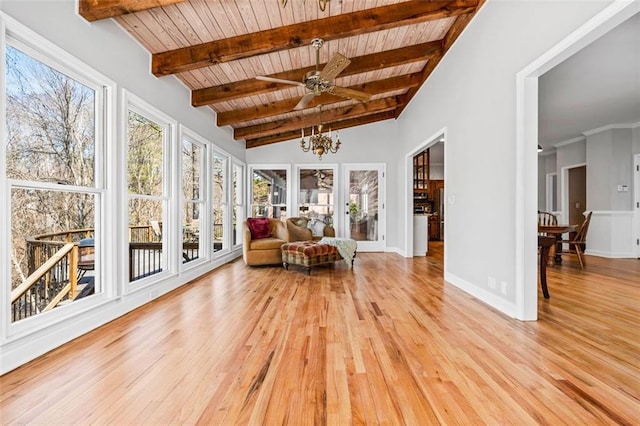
234, 97, 402, 141
245, 110, 398, 149
193, 41, 441, 106
217, 74, 423, 127
78, 0, 185, 22
153, 0, 478, 76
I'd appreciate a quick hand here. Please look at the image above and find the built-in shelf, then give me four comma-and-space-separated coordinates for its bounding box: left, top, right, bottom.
413, 149, 432, 213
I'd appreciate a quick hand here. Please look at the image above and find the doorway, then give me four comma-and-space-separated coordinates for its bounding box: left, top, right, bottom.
516, 1, 638, 320
343, 164, 385, 252
568, 165, 587, 227
405, 129, 446, 258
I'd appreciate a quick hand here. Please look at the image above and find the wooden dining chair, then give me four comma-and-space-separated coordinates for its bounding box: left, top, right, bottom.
559, 211, 592, 270
537, 211, 558, 231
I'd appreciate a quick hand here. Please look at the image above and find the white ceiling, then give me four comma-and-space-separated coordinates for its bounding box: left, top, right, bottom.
538, 12, 640, 149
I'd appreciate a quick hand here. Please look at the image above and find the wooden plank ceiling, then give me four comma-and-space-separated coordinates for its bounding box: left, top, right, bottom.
80, 0, 484, 148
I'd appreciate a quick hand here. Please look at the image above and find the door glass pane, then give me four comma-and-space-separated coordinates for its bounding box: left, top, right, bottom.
251, 169, 287, 219
349, 170, 379, 241
299, 168, 334, 228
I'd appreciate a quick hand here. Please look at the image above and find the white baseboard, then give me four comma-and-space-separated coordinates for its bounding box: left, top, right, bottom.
585, 249, 637, 259
385, 246, 407, 257
444, 272, 518, 319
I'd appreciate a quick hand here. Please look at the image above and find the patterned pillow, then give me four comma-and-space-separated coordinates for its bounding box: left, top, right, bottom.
308, 219, 326, 237
247, 217, 272, 239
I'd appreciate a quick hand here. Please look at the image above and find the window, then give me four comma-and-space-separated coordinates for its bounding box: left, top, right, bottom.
126, 98, 172, 283
232, 161, 245, 248
4, 40, 107, 322
181, 134, 205, 264
212, 151, 228, 254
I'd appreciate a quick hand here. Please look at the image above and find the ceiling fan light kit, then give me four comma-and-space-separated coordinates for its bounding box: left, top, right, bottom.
301, 106, 340, 160
300, 129, 341, 160
255, 37, 371, 111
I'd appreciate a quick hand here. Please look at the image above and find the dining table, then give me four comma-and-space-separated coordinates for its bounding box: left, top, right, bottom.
538, 224, 578, 265
537, 235, 556, 298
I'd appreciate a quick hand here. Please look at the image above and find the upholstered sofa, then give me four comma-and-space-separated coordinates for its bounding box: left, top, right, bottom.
286, 216, 335, 242
242, 218, 289, 266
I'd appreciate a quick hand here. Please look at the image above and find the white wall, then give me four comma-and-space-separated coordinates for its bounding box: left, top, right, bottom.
395, 0, 612, 315
585, 126, 636, 257
537, 152, 557, 211
246, 119, 403, 250
0, 0, 244, 373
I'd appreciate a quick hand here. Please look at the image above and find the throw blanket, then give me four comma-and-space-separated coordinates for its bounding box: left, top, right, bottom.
319, 237, 357, 267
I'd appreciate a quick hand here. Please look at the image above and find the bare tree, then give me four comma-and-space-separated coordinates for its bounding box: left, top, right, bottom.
6, 45, 96, 285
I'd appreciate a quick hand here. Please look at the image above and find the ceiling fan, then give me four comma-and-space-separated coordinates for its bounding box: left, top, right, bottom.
256, 38, 372, 111
313, 169, 333, 190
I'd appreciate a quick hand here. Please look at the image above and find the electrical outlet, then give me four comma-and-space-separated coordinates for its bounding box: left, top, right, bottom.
501, 281, 508, 295
488, 276, 496, 289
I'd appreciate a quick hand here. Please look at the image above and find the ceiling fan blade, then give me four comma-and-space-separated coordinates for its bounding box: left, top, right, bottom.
328, 85, 371, 102
255, 75, 304, 86
294, 92, 316, 110
319, 53, 351, 82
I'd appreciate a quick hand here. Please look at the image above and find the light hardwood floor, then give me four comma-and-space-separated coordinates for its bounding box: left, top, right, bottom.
1, 244, 639, 424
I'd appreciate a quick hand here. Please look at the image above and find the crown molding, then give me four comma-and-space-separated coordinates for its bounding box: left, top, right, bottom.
537, 149, 556, 157
582, 121, 640, 136
552, 135, 586, 149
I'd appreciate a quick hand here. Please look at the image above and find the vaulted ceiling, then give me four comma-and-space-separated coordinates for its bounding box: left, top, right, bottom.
79, 0, 485, 148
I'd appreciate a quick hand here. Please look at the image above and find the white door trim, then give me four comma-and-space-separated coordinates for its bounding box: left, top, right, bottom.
403, 128, 446, 258
515, 0, 639, 321
342, 163, 386, 252
634, 154, 640, 258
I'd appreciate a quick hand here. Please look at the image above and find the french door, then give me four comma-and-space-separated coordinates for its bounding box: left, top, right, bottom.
342, 164, 385, 252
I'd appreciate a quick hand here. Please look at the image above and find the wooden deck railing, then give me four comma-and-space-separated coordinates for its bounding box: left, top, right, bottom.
11, 223, 230, 322
11, 243, 78, 322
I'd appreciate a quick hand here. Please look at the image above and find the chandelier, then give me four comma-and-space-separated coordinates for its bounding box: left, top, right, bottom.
280, 0, 329, 12
300, 107, 340, 159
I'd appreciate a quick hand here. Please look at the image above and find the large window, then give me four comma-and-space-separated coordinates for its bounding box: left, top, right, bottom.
5, 41, 106, 322
126, 100, 171, 283
232, 161, 245, 248
212, 151, 228, 253
182, 135, 204, 264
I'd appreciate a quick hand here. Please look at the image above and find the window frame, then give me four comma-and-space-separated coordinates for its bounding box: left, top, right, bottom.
123, 90, 177, 292
1, 12, 117, 338
231, 159, 246, 250
179, 125, 209, 269
211, 148, 230, 257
